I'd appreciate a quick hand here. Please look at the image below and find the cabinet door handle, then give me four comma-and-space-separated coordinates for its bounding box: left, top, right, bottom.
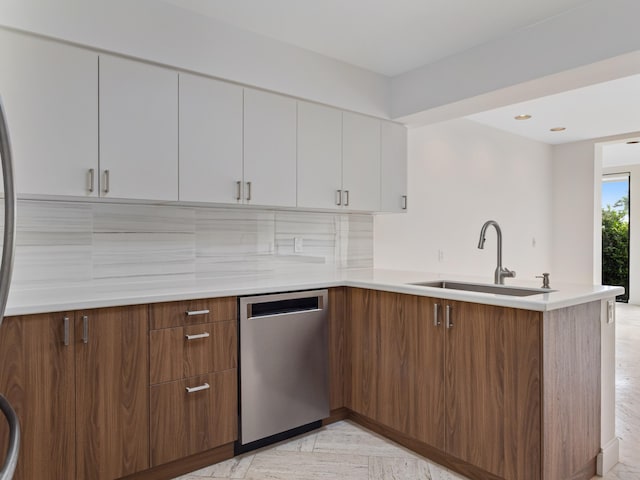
82, 315, 89, 343
185, 309, 209, 316
343, 190, 350, 206
336, 190, 342, 206
103, 169, 110, 194
185, 383, 210, 393
246, 181, 252, 201
433, 304, 441, 327
236, 181, 242, 201
445, 305, 453, 329
185, 332, 210, 341
63, 316, 70, 346
87, 168, 95, 193
402, 195, 407, 210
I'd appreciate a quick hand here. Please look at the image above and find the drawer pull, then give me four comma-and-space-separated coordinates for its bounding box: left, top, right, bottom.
185, 332, 210, 341
185, 309, 209, 316
185, 383, 210, 394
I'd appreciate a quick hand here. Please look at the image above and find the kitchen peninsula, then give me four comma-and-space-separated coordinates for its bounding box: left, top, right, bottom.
0, 269, 621, 480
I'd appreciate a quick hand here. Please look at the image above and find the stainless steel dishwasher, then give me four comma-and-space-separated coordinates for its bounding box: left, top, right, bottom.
239, 289, 329, 448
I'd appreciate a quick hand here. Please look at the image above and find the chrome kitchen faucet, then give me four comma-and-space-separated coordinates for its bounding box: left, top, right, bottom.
477, 220, 516, 285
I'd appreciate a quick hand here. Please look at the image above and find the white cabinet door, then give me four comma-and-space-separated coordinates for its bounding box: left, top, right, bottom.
243, 89, 297, 207
0, 29, 98, 197
342, 112, 380, 212
297, 101, 342, 209
380, 121, 408, 213
99, 55, 178, 201
179, 73, 243, 204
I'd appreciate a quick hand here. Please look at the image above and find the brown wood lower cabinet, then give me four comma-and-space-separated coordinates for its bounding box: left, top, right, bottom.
150, 370, 237, 466
346, 288, 599, 480
75, 305, 149, 480
0, 312, 76, 480
0, 305, 150, 480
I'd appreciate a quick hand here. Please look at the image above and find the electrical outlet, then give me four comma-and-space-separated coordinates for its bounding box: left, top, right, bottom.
294, 237, 303, 253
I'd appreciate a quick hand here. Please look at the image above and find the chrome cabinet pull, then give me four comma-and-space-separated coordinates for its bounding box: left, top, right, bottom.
185, 383, 210, 393
433, 304, 441, 327
185, 332, 210, 341
343, 190, 350, 206
185, 309, 209, 316
336, 190, 342, 206
445, 305, 453, 329
402, 195, 407, 210
103, 169, 110, 194
82, 315, 89, 343
246, 181, 252, 201
236, 181, 242, 201
87, 168, 95, 193
63, 316, 70, 346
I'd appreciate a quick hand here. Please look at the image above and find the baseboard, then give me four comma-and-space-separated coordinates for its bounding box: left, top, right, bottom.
322, 407, 349, 425
120, 443, 234, 480
596, 437, 620, 476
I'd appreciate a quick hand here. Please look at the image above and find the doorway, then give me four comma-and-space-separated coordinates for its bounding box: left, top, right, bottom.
601, 173, 629, 302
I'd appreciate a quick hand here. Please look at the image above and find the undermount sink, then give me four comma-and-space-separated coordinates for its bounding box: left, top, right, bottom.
408, 280, 554, 297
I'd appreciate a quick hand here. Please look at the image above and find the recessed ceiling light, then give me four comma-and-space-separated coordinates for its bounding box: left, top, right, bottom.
627, 140, 639, 144
550, 127, 566, 132
514, 114, 531, 120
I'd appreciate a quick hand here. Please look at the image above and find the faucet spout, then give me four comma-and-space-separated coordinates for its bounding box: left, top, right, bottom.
477, 220, 515, 285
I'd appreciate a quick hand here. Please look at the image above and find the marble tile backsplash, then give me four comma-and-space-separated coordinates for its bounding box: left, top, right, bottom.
3, 200, 373, 289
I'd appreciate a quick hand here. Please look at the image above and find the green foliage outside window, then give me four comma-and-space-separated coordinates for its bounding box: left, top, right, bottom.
602, 195, 629, 302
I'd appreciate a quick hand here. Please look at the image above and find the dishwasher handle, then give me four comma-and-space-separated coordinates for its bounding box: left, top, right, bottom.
242, 290, 328, 320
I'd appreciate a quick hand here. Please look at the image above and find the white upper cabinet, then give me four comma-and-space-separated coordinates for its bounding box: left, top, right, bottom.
342, 112, 381, 212
297, 102, 342, 209
380, 121, 408, 213
0, 29, 98, 197
99, 55, 178, 201
179, 73, 243, 204
243, 89, 297, 207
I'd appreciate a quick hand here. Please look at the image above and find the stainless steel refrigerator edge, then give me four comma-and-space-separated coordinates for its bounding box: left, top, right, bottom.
239, 290, 330, 445
0, 97, 20, 479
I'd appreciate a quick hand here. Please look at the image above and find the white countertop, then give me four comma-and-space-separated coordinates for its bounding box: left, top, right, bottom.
5, 269, 624, 316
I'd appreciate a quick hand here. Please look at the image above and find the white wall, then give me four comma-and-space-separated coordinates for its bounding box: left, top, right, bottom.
551, 141, 602, 284
374, 118, 552, 282
0, 0, 390, 117
551, 131, 640, 286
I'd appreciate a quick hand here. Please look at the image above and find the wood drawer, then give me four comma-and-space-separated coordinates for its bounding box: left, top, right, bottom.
150, 370, 237, 466
150, 320, 237, 385
149, 297, 237, 329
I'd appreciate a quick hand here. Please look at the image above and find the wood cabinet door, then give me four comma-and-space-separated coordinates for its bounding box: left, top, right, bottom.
75, 305, 149, 480
342, 112, 381, 212
376, 292, 445, 448
380, 121, 408, 213
150, 370, 237, 466
0, 313, 75, 480
0, 29, 98, 197
445, 301, 505, 477
179, 73, 244, 204
297, 101, 343, 209
243, 88, 297, 207
347, 288, 381, 419
99, 54, 178, 201
445, 301, 541, 480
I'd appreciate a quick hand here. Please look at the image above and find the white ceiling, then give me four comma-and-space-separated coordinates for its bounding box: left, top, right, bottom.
160, 0, 592, 76
603, 142, 640, 169
467, 74, 640, 145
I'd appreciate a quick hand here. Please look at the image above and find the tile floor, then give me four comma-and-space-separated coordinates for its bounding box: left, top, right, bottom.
175, 303, 640, 480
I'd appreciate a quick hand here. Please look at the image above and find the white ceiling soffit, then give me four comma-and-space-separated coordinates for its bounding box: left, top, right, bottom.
467, 74, 640, 145
603, 142, 640, 169
160, 0, 592, 76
